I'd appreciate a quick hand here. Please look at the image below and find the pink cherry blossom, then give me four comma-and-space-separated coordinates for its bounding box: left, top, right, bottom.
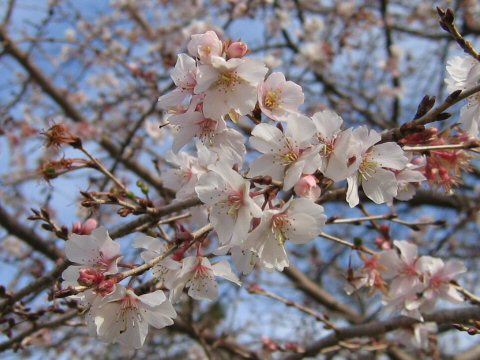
187, 31, 223, 64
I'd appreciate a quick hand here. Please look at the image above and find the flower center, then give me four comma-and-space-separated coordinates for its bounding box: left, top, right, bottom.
226, 190, 244, 216
272, 214, 289, 245
264, 89, 281, 109
216, 71, 240, 90
358, 155, 378, 180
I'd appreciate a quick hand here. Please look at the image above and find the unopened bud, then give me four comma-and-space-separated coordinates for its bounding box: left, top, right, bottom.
227, 41, 248, 58
78, 268, 104, 286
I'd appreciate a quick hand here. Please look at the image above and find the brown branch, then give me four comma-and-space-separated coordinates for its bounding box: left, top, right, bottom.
284, 306, 480, 360
282, 265, 363, 324
0, 204, 62, 261
0, 310, 78, 353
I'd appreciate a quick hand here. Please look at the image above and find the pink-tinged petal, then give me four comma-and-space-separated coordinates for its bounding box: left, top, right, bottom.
442, 259, 466, 278
211, 260, 241, 285
378, 250, 404, 279
281, 81, 304, 110
171, 53, 196, 88
442, 284, 464, 303
145, 303, 176, 328
237, 58, 268, 85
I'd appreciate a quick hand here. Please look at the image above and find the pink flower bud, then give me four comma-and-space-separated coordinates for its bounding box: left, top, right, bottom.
227, 41, 248, 58
78, 268, 104, 286
294, 175, 321, 200
97, 278, 116, 296
72, 218, 98, 235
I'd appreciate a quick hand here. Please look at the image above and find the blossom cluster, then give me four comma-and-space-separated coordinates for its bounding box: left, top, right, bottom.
59, 30, 476, 350
346, 241, 466, 322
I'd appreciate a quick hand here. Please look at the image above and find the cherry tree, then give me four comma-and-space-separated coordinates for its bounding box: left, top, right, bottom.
1, 0, 480, 359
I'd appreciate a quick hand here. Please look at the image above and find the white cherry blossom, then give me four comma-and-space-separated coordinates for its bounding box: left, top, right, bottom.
170, 256, 240, 302
248, 114, 322, 190
345, 127, 408, 207
258, 72, 304, 120
93, 285, 176, 349
445, 55, 480, 135
245, 198, 326, 271
311, 110, 354, 181
158, 53, 197, 110
194, 56, 268, 120
195, 161, 262, 245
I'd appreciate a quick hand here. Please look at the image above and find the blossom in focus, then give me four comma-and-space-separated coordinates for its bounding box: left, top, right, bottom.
258, 72, 304, 121
62, 227, 122, 309
311, 110, 353, 181
248, 114, 322, 190
194, 56, 268, 120
195, 162, 262, 245
345, 127, 408, 207
245, 198, 326, 271
93, 285, 176, 349
170, 256, 240, 302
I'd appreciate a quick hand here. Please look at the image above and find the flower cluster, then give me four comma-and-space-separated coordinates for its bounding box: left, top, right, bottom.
59, 30, 475, 351
346, 241, 466, 321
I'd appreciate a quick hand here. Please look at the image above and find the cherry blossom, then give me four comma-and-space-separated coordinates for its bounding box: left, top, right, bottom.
311, 110, 354, 181
133, 235, 182, 290
417, 256, 466, 308
248, 114, 322, 190
63, 227, 122, 279
194, 56, 268, 120
245, 198, 326, 271
93, 285, 176, 349
195, 162, 262, 245
445, 55, 480, 135
187, 30, 223, 64
169, 256, 240, 302
345, 127, 408, 207
258, 72, 304, 121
